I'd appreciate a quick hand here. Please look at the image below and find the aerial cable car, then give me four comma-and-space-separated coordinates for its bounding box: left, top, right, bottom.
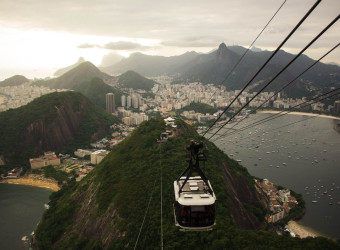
173, 141, 216, 231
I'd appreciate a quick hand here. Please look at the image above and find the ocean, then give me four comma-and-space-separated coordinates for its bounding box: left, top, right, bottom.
0, 183, 51, 250
214, 113, 340, 239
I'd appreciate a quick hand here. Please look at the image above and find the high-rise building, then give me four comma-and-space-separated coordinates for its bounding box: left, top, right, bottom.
138, 95, 142, 106
132, 95, 139, 109
106, 93, 115, 114
121, 95, 126, 107
127, 96, 132, 108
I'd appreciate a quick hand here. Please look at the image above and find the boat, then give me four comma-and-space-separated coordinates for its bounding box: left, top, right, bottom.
236, 160, 242, 163
312, 194, 318, 203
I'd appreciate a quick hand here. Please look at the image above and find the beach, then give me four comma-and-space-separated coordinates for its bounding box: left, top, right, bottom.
286, 221, 322, 239
258, 110, 340, 120
1, 174, 60, 191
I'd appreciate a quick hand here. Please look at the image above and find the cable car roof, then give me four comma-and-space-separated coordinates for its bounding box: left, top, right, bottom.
174, 177, 216, 206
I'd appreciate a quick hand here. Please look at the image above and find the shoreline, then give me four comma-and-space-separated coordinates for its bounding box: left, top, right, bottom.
1, 175, 60, 191
258, 110, 340, 120
286, 221, 324, 239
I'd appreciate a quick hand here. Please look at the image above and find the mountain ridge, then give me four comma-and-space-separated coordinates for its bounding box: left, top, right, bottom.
101, 43, 340, 99
0, 75, 29, 87
54, 57, 85, 77
35, 61, 113, 90
33, 119, 339, 249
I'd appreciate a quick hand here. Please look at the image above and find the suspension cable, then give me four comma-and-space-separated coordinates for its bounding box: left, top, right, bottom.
219, 0, 287, 87
208, 14, 340, 141
134, 177, 157, 250
208, 0, 287, 104
203, 0, 322, 137
213, 88, 340, 141
211, 42, 340, 139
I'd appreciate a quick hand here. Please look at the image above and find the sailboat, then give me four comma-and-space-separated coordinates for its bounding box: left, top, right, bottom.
312, 193, 318, 203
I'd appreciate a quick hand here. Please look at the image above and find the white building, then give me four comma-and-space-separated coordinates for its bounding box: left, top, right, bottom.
90, 150, 109, 165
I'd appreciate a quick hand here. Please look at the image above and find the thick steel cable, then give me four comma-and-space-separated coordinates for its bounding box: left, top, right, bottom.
219, 0, 287, 87
213, 88, 340, 141
208, 0, 287, 103
203, 0, 322, 137
212, 42, 340, 138
233, 115, 317, 143
214, 88, 340, 140
208, 14, 340, 141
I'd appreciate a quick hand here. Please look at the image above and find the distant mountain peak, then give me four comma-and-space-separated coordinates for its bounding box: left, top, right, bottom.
216, 42, 233, 64
78, 57, 85, 63
54, 57, 87, 77
218, 42, 227, 50
0, 75, 29, 87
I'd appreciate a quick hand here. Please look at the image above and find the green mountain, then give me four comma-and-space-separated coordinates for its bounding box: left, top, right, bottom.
180, 102, 217, 115
54, 57, 86, 77
0, 91, 118, 166
35, 62, 114, 90
118, 70, 156, 91
34, 119, 338, 249
73, 77, 125, 109
0, 75, 29, 87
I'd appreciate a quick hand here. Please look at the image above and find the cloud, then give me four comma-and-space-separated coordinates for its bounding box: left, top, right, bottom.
162, 36, 224, 47
77, 41, 151, 51
77, 43, 99, 49
0, 0, 339, 63
103, 41, 150, 50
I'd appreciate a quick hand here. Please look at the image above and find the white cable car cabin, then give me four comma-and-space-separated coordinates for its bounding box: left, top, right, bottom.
173, 141, 216, 231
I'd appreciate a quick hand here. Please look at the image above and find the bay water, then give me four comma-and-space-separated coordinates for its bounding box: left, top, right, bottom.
214, 113, 340, 239
0, 183, 51, 249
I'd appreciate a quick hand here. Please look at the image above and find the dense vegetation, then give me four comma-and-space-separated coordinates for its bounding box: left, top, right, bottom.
34, 119, 339, 249
72, 77, 125, 109
118, 70, 156, 90
179, 102, 217, 114
43, 165, 69, 185
0, 91, 118, 168
0, 75, 29, 87
141, 92, 155, 99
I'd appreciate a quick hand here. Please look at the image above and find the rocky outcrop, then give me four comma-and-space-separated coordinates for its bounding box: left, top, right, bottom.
0, 92, 115, 164
24, 99, 86, 154
220, 161, 262, 229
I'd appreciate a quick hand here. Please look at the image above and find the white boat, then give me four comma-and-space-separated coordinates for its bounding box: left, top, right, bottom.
312, 194, 318, 203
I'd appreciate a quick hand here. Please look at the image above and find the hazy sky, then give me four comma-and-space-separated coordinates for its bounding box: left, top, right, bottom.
0, 0, 339, 80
